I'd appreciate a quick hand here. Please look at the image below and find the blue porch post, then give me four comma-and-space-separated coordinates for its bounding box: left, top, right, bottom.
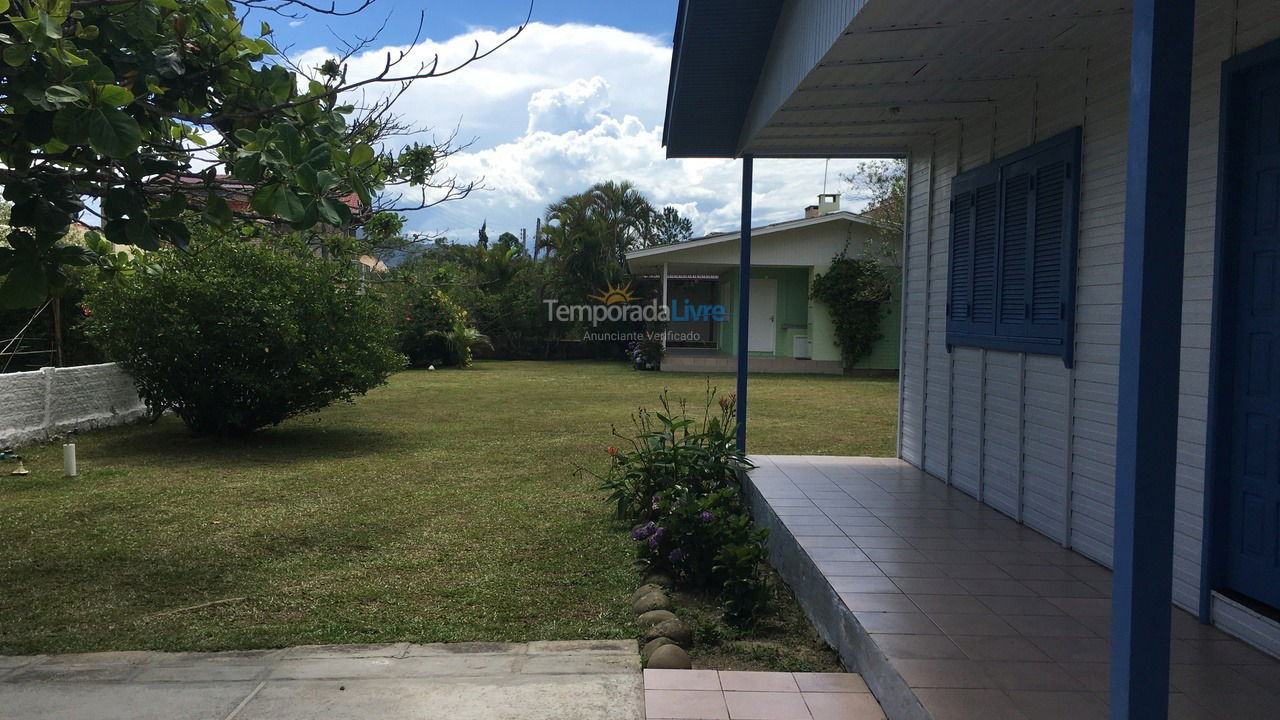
736, 156, 754, 451
1110, 1, 1196, 719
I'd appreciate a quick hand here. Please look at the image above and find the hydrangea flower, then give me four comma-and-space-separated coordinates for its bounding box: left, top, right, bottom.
699, 511, 714, 522
632, 522, 655, 541
648, 527, 666, 548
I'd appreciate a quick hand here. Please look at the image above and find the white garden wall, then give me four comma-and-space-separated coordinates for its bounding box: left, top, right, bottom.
0, 363, 145, 448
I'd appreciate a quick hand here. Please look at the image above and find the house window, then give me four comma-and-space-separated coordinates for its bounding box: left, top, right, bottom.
946, 128, 1081, 366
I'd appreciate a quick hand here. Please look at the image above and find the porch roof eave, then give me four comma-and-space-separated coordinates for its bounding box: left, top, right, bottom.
666, 0, 1134, 160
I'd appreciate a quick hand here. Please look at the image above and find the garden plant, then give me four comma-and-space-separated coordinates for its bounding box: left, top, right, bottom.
83, 238, 404, 435
598, 389, 769, 623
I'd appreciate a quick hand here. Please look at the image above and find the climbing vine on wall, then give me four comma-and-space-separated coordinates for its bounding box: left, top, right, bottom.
810, 253, 893, 369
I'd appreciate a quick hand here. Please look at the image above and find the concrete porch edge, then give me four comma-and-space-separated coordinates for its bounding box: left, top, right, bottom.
742, 469, 929, 720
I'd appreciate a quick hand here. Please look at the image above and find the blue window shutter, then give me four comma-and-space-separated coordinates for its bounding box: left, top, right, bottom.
946, 129, 1079, 361
948, 188, 974, 331
949, 165, 999, 340
1028, 141, 1076, 342
997, 161, 1035, 337
971, 181, 1000, 333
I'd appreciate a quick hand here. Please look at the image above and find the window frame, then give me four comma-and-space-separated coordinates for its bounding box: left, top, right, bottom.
945, 127, 1082, 367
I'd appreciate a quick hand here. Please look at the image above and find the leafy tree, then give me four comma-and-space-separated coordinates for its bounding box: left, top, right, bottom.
537, 180, 664, 299
646, 206, 693, 247
83, 237, 404, 435
0, 0, 527, 308
842, 159, 906, 256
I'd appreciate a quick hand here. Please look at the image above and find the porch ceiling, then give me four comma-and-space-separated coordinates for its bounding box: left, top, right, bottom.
740, 0, 1133, 158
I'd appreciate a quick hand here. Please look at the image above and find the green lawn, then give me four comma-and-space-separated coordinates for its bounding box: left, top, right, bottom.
0, 361, 898, 655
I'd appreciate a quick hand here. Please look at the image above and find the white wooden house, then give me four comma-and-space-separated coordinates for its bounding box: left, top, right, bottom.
664, 1, 1280, 718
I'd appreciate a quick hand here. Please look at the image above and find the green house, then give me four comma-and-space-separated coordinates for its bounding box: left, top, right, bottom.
626, 197, 900, 375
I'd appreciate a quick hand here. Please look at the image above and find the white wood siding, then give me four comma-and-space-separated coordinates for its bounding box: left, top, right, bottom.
898, 0, 1280, 617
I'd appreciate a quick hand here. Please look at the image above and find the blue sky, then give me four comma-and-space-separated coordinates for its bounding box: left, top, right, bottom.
264, 1, 680, 50
263, 1, 869, 243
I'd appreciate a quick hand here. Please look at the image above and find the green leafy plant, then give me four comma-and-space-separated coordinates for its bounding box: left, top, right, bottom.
810, 253, 893, 369
0, 0, 524, 308
594, 389, 769, 623
385, 284, 487, 368
82, 238, 404, 435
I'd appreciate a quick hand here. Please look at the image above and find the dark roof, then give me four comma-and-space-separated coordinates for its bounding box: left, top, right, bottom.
663, 0, 785, 158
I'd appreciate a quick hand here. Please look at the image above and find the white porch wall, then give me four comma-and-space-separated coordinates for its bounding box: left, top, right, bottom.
898, 0, 1280, 617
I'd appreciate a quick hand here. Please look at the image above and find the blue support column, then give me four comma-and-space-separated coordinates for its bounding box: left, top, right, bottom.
1110, 1, 1196, 719
736, 156, 754, 451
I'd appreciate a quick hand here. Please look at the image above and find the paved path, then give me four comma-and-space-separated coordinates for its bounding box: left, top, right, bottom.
644, 669, 885, 720
0, 641, 643, 720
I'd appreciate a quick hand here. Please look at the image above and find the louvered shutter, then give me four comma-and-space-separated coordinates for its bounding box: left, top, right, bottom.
1026, 142, 1076, 341
948, 188, 974, 329
971, 181, 999, 333
948, 165, 999, 339
997, 159, 1034, 337
946, 128, 1079, 363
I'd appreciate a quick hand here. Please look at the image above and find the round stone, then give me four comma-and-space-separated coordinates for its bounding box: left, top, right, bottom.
642, 570, 676, 588
636, 609, 677, 630
643, 618, 693, 647
632, 590, 671, 615
641, 636, 675, 661
646, 643, 692, 669
630, 584, 665, 604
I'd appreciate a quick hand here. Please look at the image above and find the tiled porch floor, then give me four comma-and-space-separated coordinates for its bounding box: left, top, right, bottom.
644, 669, 884, 720
745, 456, 1280, 720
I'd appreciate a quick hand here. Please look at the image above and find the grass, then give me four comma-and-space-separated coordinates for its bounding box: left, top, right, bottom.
0, 361, 897, 657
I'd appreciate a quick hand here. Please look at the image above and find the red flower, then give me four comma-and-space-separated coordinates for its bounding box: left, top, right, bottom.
606, 446, 619, 455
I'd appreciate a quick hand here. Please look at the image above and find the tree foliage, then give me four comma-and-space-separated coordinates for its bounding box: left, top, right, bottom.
536, 181, 691, 299
843, 159, 906, 255
645, 205, 693, 247
0, 0, 527, 308
810, 253, 893, 369
83, 237, 404, 435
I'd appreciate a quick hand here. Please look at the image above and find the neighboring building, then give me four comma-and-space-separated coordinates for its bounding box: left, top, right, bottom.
665, 0, 1280, 718
626, 196, 900, 374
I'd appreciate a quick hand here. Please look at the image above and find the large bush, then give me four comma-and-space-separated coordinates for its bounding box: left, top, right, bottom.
384, 283, 487, 368
597, 390, 768, 623
84, 242, 404, 436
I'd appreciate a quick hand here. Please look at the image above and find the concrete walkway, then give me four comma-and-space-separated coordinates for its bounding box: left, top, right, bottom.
0, 641, 643, 720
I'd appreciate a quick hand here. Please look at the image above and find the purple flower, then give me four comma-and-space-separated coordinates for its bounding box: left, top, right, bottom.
632, 522, 655, 541
699, 511, 714, 522
668, 548, 686, 564
648, 527, 666, 548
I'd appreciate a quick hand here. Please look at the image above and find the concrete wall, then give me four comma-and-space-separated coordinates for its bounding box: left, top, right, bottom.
897, 0, 1280, 623
0, 363, 145, 448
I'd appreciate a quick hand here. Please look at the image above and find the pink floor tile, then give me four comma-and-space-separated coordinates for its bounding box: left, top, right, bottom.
724, 690, 812, 720
645, 689, 729, 720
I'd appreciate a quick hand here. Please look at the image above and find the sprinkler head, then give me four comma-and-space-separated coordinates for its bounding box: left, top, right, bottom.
10, 459, 30, 476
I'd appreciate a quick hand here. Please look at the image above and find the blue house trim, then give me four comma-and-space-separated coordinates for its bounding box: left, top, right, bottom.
1109, 1, 1196, 718
1201, 33, 1280, 624
736, 156, 754, 451
663, 0, 786, 158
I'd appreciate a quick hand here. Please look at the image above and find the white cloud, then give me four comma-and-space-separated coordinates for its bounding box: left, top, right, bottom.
293, 22, 876, 240
526, 76, 610, 135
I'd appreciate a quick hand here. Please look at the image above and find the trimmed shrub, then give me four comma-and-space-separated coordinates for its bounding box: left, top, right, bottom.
83, 242, 404, 436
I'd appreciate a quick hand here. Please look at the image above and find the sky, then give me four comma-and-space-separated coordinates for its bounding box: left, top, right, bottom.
262, 0, 873, 243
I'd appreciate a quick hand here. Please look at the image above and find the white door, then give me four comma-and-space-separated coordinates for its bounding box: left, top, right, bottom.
747, 278, 777, 353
